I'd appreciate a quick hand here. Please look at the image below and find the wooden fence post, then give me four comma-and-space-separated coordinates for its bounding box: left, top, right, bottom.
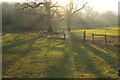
92, 33, 94, 43
105, 35, 107, 45
57, 34, 58, 38
83, 31, 86, 41
63, 31, 66, 40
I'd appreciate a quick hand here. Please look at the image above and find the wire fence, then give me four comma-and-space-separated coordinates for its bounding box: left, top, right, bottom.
24, 31, 66, 40
72, 31, 119, 47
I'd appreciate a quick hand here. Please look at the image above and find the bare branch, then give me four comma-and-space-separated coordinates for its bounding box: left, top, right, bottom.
21, 2, 44, 10
71, 2, 87, 17
50, 2, 58, 8
51, 9, 57, 17
50, 5, 62, 8
33, 10, 47, 17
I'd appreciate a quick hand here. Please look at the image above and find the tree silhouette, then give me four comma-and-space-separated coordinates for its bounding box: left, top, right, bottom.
18, 0, 63, 32
17, 0, 87, 32
64, 0, 87, 31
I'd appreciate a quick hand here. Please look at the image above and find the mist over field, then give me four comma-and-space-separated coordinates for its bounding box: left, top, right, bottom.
2, 2, 118, 32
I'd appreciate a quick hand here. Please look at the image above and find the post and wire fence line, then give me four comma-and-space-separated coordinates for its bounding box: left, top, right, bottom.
73, 31, 119, 46
24, 30, 66, 40
92, 33, 120, 45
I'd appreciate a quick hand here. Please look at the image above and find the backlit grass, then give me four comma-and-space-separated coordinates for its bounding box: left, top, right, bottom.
71, 27, 118, 40
71, 27, 119, 46
2, 29, 118, 78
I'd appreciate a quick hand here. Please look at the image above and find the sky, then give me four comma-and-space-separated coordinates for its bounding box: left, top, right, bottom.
0, 0, 119, 13
87, 0, 119, 13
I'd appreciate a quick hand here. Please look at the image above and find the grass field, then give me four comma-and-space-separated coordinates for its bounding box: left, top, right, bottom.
2, 27, 118, 78
72, 27, 119, 46
72, 27, 118, 39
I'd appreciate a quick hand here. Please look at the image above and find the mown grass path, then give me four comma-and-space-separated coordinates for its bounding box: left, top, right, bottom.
3, 33, 118, 78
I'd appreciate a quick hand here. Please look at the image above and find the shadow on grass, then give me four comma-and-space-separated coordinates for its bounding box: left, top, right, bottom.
44, 39, 76, 78
83, 43, 118, 69
3, 36, 40, 54
71, 33, 118, 77
3, 33, 118, 78
70, 33, 105, 78
71, 33, 118, 67
37, 38, 65, 51
3, 36, 39, 75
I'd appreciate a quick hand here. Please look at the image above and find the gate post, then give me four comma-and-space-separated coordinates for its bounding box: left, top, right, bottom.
83, 31, 86, 41
63, 31, 66, 40
92, 33, 94, 43
105, 35, 107, 45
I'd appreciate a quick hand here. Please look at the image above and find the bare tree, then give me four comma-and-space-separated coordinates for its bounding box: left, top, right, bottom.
64, 0, 87, 31
15, 0, 87, 32
17, 0, 63, 32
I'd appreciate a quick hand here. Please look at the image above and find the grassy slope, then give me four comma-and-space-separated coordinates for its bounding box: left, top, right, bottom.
72, 27, 118, 35
71, 27, 119, 47
2, 27, 118, 78
3, 33, 75, 78
70, 33, 118, 78
72, 27, 118, 39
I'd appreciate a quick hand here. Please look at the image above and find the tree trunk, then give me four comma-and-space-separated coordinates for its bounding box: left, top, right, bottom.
47, 12, 54, 32
67, 18, 71, 32
47, 23, 54, 32
66, 7, 71, 32
44, 2, 54, 33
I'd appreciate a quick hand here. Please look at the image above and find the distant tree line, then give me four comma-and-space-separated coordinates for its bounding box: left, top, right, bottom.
71, 6, 118, 29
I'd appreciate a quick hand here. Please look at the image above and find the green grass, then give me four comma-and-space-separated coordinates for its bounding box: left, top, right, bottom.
72, 27, 118, 36
71, 27, 119, 45
2, 27, 118, 78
